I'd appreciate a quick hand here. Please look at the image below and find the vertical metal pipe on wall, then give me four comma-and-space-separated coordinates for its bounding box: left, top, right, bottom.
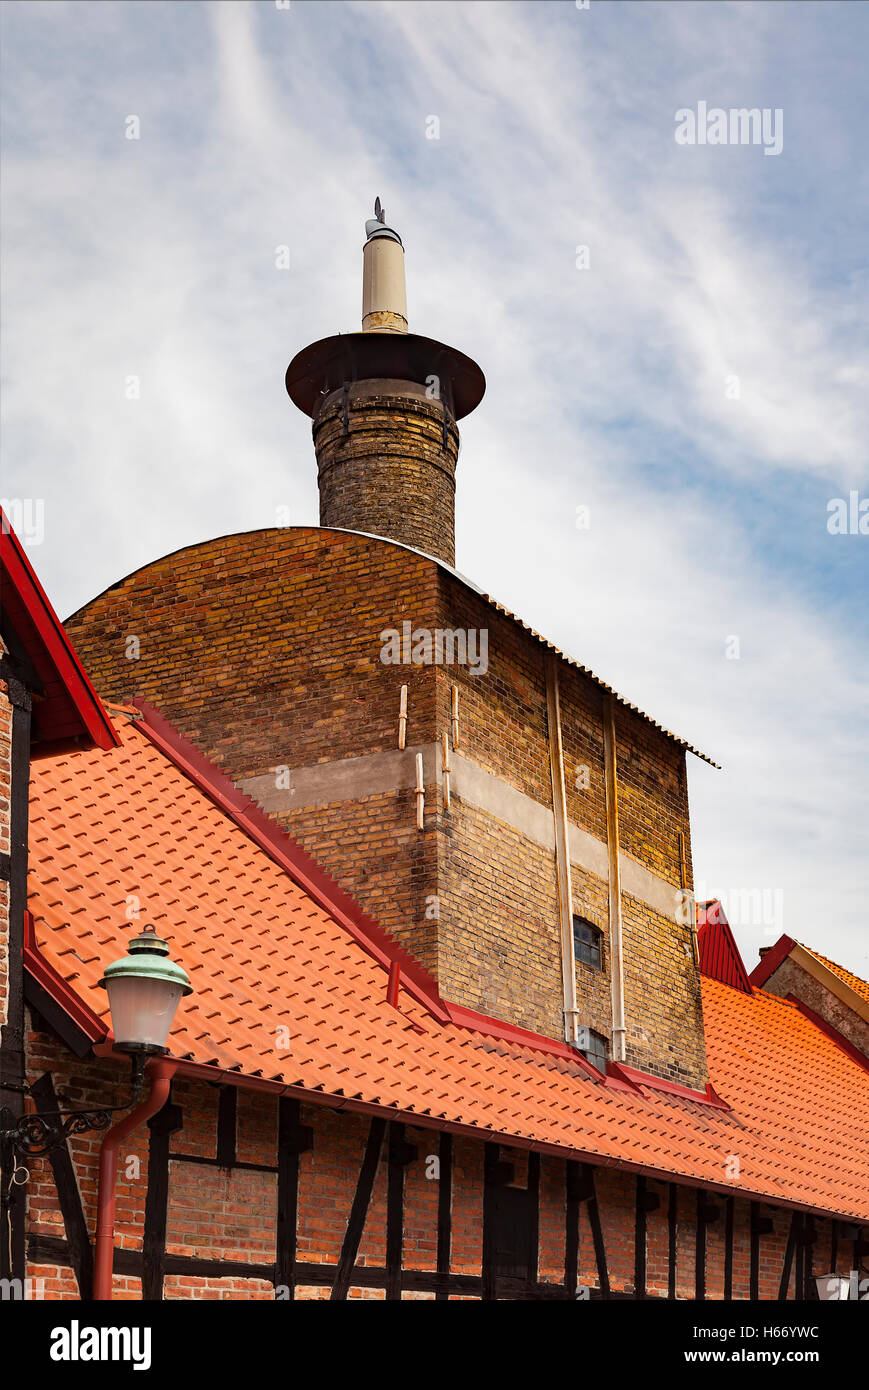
93, 1059, 175, 1300
603, 695, 627, 1063
545, 654, 579, 1046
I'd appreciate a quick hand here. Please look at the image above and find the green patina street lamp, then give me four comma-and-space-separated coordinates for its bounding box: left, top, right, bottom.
99, 924, 192, 1056
1, 925, 192, 1158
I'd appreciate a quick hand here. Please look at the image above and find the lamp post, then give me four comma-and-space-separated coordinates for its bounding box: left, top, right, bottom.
0, 925, 191, 1158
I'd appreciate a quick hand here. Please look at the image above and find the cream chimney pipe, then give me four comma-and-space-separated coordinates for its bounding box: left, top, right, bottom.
362, 199, 408, 333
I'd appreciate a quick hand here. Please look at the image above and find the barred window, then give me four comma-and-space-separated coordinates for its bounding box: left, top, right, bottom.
580, 1027, 608, 1075
573, 916, 602, 970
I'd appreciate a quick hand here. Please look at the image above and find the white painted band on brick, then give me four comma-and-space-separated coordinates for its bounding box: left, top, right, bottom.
238, 745, 684, 923
241, 744, 438, 812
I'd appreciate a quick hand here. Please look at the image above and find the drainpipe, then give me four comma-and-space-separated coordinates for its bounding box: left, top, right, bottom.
93, 1057, 176, 1300
545, 654, 579, 1045
603, 696, 627, 1062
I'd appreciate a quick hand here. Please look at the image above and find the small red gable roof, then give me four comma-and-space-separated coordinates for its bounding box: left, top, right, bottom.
750, 933, 869, 1010
0, 512, 117, 750
697, 900, 753, 994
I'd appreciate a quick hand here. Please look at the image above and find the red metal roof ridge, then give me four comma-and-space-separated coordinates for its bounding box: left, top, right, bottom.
441, 1007, 726, 1105
0, 511, 119, 750
747, 933, 796, 988
444, 1002, 605, 1079
131, 699, 452, 1024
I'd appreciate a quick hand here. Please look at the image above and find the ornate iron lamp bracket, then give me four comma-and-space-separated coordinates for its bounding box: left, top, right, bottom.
0, 1053, 147, 1159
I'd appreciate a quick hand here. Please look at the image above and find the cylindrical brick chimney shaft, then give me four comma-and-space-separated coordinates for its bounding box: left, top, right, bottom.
286, 201, 484, 569
314, 379, 460, 566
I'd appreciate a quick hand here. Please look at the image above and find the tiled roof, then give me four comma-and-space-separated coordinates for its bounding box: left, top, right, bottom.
26, 711, 869, 1221
798, 943, 869, 1007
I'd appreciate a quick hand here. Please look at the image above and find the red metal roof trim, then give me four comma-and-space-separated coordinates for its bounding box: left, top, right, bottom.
786, 995, 869, 1077
747, 933, 796, 988
445, 1003, 604, 1080
697, 900, 753, 994
23, 911, 109, 1043
0, 512, 118, 750
608, 1062, 731, 1110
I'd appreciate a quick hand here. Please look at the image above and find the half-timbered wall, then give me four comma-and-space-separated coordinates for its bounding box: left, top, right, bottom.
22, 1023, 865, 1302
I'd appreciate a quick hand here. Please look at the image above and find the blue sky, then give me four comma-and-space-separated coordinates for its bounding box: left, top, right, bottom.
1, 0, 867, 974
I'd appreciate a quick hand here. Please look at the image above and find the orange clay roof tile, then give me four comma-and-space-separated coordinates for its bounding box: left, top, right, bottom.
796, 942, 869, 1006
25, 712, 869, 1223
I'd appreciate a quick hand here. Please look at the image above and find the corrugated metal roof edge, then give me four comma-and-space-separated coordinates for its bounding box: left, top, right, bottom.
310, 526, 721, 767
67, 524, 721, 768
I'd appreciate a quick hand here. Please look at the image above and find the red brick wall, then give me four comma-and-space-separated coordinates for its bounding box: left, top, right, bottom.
314, 381, 460, 567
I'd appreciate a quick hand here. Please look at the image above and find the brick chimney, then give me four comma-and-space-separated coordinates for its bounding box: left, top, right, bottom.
286, 201, 484, 568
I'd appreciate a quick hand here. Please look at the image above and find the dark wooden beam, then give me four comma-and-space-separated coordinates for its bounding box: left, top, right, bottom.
24, 979, 95, 1059
634, 1175, 647, 1299
31, 1231, 679, 1303
275, 1098, 313, 1301
751, 1204, 773, 1300
565, 1160, 581, 1299
582, 1164, 610, 1299
633, 1178, 660, 1297
29, 1232, 141, 1278
28, 1072, 93, 1298
800, 1217, 816, 1301
667, 1183, 677, 1300
330, 1117, 385, 1301
165, 1151, 278, 1174
142, 1096, 183, 1301
778, 1212, 797, 1300
481, 1143, 499, 1302
386, 1121, 416, 1301
435, 1130, 452, 1302
695, 1187, 706, 1301
724, 1196, 734, 1299
750, 1203, 760, 1300
216, 1085, 237, 1167
527, 1151, 540, 1288
795, 1227, 805, 1301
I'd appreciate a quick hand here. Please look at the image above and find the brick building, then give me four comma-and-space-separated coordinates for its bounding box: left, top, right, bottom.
1, 209, 867, 1302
